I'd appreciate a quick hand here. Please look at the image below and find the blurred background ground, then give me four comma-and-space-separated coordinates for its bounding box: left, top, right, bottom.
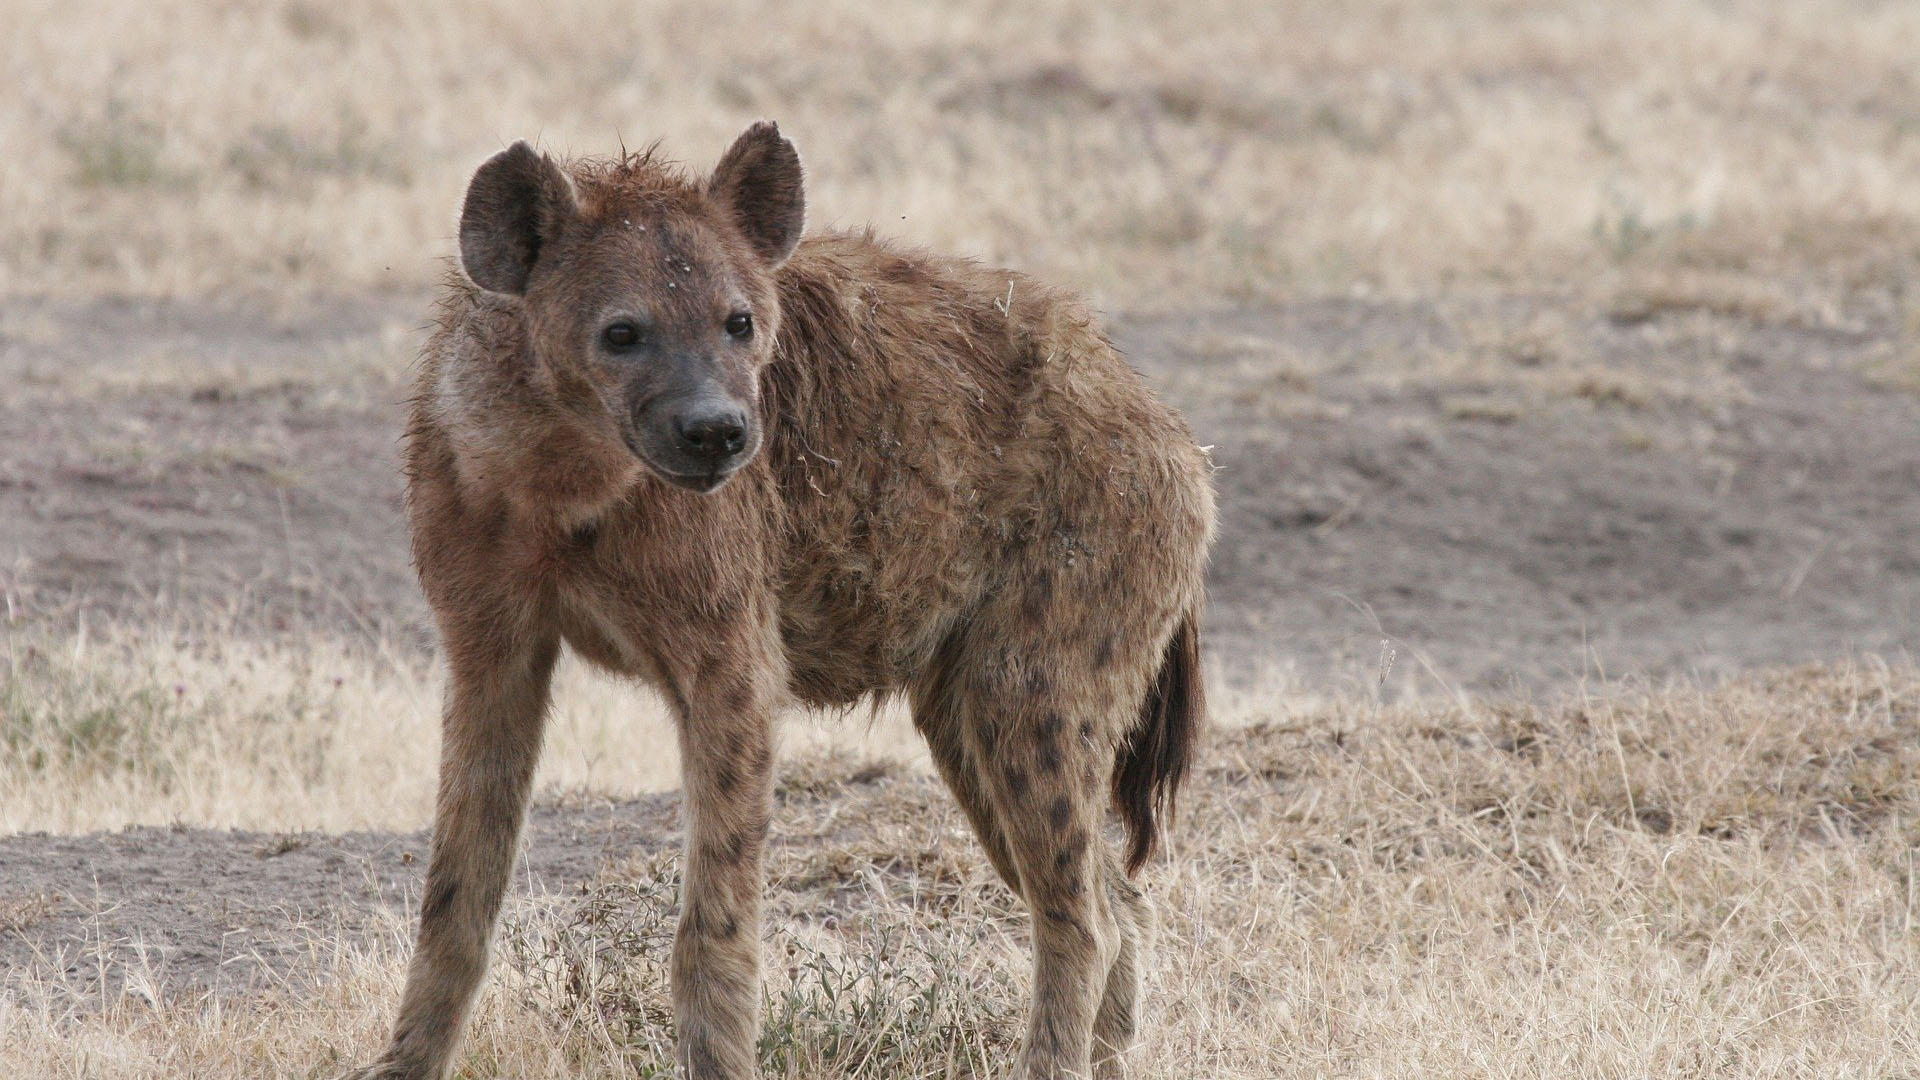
3, 2, 1919, 1076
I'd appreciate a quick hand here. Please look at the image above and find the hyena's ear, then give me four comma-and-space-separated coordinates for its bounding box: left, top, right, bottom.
459, 141, 578, 295
708, 121, 806, 267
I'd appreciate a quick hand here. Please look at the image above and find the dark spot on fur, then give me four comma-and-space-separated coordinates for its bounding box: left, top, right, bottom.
1049, 796, 1072, 830
1023, 571, 1052, 624
421, 877, 457, 924
737, 812, 770, 850
686, 1038, 727, 1079
713, 727, 772, 783
1006, 766, 1029, 799
1054, 829, 1088, 873
713, 764, 737, 795
1079, 720, 1094, 741
685, 903, 740, 941
722, 682, 755, 716
703, 826, 759, 867
1025, 667, 1052, 697
476, 503, 510, 544
974, 712, 1004, 754
570, 520, 599, 548
1036, 713, 1066, 773
655, 222, 689, 268
661, 681, 694, 723
708, 593, 745, 625
1094, 634, 1116, 668
1038, 742, 1062, 775
1044, 907, 1077, 925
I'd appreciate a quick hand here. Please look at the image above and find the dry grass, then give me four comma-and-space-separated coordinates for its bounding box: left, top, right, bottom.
5, 659, 1918, 1075
0, 623, 924, 834
5, 1, 1920, 311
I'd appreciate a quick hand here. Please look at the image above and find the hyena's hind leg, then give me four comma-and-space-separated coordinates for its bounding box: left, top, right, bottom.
922, 698, 1145, 1080
1092, 613, 1200, 1079
923, 638, 1144, 1078
910, 634, 1025, 895
1091, 857, 1152, 1079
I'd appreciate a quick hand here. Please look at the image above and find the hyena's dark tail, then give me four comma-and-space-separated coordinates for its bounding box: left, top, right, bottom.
1112, 610, 1204, 876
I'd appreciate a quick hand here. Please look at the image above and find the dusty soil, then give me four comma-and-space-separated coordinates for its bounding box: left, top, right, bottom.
0, 296, 421, 644
0, 792, 678, 998
3, 289, 1918, 1000
0, 767, 958, 1000
1148, 299, 1920, 694
3, 292, 1915, 690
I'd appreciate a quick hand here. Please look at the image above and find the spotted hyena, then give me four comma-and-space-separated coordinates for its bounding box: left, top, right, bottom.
352, 122, 1214, 1080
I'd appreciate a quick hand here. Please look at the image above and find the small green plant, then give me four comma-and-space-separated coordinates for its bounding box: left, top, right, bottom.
504, 856, 683, 1077
57, 100, 172, 188
225, 111, 409, 191
0, 638, 336, 796
1590, 182, 1700, 262
1, 649, 184, 780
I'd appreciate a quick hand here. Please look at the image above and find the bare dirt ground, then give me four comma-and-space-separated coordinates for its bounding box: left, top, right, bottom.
2, 291, 1918, 1010
3, 291, 1916, 688
1, 790, 675, 999
1158, 298, 1920, 693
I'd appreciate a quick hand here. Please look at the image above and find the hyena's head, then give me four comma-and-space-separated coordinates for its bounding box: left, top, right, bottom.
457, 123, 803, 493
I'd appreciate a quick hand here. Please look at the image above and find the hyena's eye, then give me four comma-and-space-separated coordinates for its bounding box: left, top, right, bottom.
725, 312, 753, 339
603, 321, 642, 350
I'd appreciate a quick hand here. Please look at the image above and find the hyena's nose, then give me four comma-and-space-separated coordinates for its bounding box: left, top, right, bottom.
673, 406, 749, 461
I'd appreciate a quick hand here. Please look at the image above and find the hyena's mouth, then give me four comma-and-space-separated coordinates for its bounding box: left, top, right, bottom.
661, 468, 732, 494
623, 432, 739, 494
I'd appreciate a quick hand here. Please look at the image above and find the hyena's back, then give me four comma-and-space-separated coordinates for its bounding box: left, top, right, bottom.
758, 232, 1215, 712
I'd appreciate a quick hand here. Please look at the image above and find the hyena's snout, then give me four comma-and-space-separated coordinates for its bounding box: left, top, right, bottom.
672, 396, 750, 464
631, 387, 760, 493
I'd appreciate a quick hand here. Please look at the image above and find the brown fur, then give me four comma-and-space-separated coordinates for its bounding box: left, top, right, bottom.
352, 123, 1215, 1080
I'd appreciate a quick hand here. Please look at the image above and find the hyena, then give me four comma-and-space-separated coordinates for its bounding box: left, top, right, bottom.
353, 122, 1214, 1080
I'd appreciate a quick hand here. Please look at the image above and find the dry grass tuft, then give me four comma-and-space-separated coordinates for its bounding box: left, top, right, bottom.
499, 849, 1021, 1079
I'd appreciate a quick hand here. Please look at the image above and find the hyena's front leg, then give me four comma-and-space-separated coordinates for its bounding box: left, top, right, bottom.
358, 629, 560, 1080
669, 658, 780, 1079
